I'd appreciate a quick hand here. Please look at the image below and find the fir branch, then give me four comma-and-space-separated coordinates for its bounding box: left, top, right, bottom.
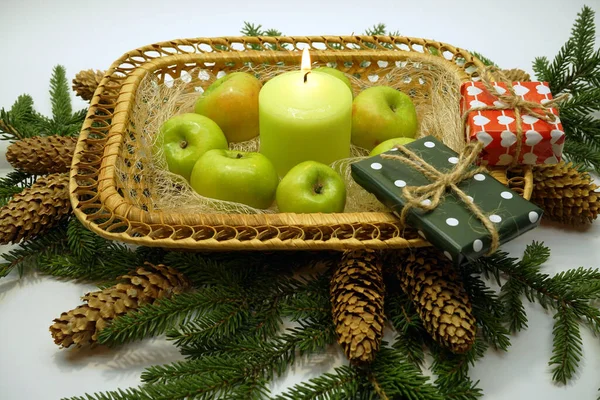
0, 170, 37, 206
459, 269, 511, 351
141, 355, 248, 385
430, 341, 486, 400
0, 95, 42, 141
550, 304, 583, 384
35, 242, 137, 282
564, 139, 600, 172
499, 276, 528, 333
279, 272, 332, 322
364, 23, 387, 36
475, 242, 600, 385
241, 22, 264, 37
386, 290, 426, 367
0, 185, 22, 207
273, 365, 362, 400
366, 347, 442, 400
0, 170, 37, 189
66, 218, 102, 263
49, 65, 73, 125
0, 223, 69, 278
531, 6, 600, 171
97, 286, 245, 345
469, 51, 497, 67
135, 320, 335, 399
64, 372, 256, 400
166, 303, 250, 347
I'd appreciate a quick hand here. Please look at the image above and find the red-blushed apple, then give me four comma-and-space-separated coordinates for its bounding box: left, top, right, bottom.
314, 67, 353, 96
189, 149, 279, 209
156, 113, 228, 182
369, 137, 416, 156
351, 86, 418, 150
276, 161, 346, 213
194, 72, 262, 143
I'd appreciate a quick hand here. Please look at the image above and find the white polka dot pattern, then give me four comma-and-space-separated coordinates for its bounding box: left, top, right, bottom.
529, 211, 539, 223
370, 162, 382, 170
473, 239, 483, 252
394, 180, 406, 188
443, 251, 453, 260
474, 174, 485, 181
446, 218, 459, 227
424, 141, 435, 148
489, 214, 502, 223
501, 191, 513, 200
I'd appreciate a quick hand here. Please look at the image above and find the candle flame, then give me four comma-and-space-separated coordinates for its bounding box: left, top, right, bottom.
301, 48, 311, 72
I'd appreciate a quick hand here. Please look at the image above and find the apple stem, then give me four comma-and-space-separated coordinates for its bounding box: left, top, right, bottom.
236, 153, 243, 159
180, 140, 188, 149
313, 183, 323, 194
390, 105, 397, 112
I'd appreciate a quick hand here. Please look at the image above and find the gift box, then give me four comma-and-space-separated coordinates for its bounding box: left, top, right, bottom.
351, 136, 543, 265
460, 81, 565, 166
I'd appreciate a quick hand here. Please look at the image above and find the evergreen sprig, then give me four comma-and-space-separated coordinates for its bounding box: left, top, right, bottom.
0, 65, 85, 142
475, 242, 600, 385
0, 222, 69, 278
385, 289, 427, 367
429, 341, 485, 400
532, 6, 600, 171
459, 264, 511, 351
0, 170, 38, 206
74, 320, 335, 400
366, 347, 442, 400
273, 365, 363, 400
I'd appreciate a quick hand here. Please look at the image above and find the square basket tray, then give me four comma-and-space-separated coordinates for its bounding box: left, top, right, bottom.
69, 35, 533, 251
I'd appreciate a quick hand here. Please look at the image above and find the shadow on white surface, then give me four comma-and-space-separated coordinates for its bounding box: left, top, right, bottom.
0, 270, 46, 301
53, 338, 185, 379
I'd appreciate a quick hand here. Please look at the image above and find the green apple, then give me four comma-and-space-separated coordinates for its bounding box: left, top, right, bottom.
276, 161, 346, 213
314, 67, 353, 96
190, 149, 279, 209
351, 86, 418, 151
369, 137, 416, 156
156, 113, 228, 182
194, 72, 262, 143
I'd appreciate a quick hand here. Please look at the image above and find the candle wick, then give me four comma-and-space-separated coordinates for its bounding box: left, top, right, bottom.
303, 71, 311, 83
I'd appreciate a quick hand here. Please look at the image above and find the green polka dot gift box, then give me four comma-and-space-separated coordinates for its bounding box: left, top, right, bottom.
351, 136, 543, 265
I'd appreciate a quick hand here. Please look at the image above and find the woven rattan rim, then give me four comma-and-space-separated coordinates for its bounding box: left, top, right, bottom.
69, 35, 534, 250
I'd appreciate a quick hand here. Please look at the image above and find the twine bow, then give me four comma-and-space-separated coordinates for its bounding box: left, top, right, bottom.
463, 66, 569, 167
381, 140, 500, 255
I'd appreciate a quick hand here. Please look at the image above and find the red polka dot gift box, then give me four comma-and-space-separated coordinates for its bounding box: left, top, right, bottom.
460, 81, 565, 166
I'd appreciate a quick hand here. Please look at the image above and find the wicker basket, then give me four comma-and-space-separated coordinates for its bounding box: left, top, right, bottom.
70, 35, 533, 251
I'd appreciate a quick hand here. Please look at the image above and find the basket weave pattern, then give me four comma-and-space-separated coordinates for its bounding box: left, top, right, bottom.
70, 35, 533, 250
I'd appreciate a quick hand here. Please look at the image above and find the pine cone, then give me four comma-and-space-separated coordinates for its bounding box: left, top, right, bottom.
72, 69, 105, 101
6, 136, 77, 174
330, 249, 385, 365
395, 247, 476, 354
0, 173, 71, 245
50, 263, 189, 348
532, 161, 600, 225
501, 68, 531, 82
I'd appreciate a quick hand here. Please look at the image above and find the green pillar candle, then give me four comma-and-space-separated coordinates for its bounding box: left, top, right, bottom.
259, 50, 352, 177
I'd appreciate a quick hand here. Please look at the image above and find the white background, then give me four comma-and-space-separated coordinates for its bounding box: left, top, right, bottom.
1, 0, 600, 399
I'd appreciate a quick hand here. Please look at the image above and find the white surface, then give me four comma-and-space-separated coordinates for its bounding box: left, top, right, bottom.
1, 0, 600, 399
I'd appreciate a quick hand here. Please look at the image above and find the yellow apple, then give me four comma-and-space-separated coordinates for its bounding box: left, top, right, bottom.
351, 86, 418, 151
194, 72, 262, 143
314, 67, 353, 96
369, 137, 416, 156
